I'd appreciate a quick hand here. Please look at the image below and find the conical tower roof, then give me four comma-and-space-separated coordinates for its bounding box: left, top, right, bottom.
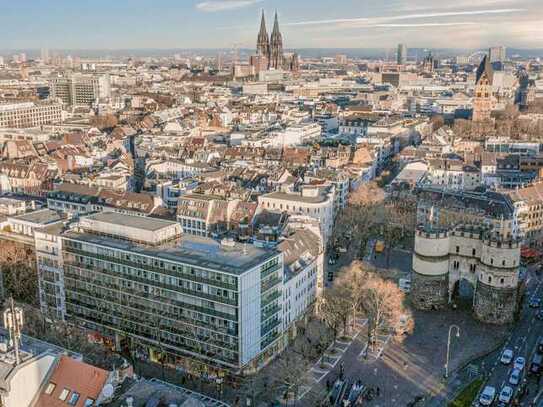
258, 10, 268, 40
270, 11, 282, 43
476, 55, 494, 84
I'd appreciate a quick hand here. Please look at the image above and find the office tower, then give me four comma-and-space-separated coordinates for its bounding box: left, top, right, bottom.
50, 74, 111, 106
397, 44, 407, 65
489, 46, 506, 63
36, 213, 285, 374
40, 48, 49, 63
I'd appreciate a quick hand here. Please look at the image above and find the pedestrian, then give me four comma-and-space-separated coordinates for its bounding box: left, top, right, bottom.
326, 379, 331, 391
377, 386, 381, 397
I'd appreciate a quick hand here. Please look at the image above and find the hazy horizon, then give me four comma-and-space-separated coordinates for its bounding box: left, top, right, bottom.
2, 0, 542, 50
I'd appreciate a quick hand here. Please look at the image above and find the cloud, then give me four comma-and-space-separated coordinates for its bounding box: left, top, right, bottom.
372, 22, 477, 27
196, 0, 262, 13
285, 8, 524, 27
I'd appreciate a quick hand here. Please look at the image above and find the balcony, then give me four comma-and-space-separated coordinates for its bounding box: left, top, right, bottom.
64, 274, 238, 322
261, 304, 281, 322
261, 290, 281, 307
261, 263, 281, 279
65, 261, 238, 307
261, 318, 281, 336
261, 276, 282, 294
261, 331, 281, 349
64, 247, 238, 291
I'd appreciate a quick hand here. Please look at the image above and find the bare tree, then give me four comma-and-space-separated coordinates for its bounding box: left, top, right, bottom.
333, 262, 413, 353
318, 284, 352, 341
0, 241, 38, 305
272, 351, 312, 404
90, 114, 118, 130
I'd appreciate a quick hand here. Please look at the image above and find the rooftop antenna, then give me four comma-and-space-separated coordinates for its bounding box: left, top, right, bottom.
3, 298, 23, 365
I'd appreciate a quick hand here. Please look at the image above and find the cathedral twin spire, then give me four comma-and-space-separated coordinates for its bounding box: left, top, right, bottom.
257, 10, 284, 70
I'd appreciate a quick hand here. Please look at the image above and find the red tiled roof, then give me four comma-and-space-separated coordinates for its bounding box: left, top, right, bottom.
35, 356, 108, 407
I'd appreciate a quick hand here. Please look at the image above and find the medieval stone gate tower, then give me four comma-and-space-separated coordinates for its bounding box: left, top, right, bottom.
411, 224, 521, 324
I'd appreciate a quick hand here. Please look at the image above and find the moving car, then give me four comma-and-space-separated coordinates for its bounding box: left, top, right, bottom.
514, 356, 526, 371
498, 386, 513, 404
509, 368, 521, 386
479, 386, 496, 406
500, 349, 514, 364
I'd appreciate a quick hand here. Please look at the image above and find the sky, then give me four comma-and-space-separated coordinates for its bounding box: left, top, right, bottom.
1, 0, 543, 50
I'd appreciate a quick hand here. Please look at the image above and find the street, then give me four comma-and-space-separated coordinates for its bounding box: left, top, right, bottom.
472, 264, 543, 406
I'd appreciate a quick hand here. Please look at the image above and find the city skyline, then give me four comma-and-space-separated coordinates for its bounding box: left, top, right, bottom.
2, 0, 542, 50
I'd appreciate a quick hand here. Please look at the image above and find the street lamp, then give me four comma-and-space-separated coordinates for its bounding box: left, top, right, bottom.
444, 324, 460, 379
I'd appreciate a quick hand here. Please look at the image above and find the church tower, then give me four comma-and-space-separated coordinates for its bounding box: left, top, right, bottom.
473, 55, 494, 122
256, 10, 270, 59
269, 11, 284, 70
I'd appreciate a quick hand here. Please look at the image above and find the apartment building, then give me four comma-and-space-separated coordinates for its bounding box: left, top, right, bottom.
50, 74, 111, 106
427, 158, 481, 191
0, 102, 62, 128
258, 185, 335, 244
36, 212, 285, 374
505, 181, 543, 246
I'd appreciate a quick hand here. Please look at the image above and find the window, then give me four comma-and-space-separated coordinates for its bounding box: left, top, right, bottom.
68, 392, 80, 406
472, 248, 476, 256
44, 382, 56, 395
84, 399, 95, 407
456, 246, 460, 253
59, 388, 70, 401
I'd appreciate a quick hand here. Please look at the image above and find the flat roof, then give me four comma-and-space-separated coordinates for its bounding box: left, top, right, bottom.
63, 227, 278, 275
262, 191, 327, 204
84, 212, 177, 232
12, 209, 63, 225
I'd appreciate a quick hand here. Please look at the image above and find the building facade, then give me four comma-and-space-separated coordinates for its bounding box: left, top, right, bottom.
36, 212, 285, 374
0, 102, 62, 129
50, 74, 111, 106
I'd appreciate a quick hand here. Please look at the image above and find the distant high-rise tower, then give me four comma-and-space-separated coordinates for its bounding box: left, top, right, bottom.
472, 55, 494, 122
397, 44, 407, 65
269, 11, 284, 70
489, 46, 506, 63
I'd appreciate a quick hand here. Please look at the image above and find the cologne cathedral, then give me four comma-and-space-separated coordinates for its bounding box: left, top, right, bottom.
250, 11, 299, 73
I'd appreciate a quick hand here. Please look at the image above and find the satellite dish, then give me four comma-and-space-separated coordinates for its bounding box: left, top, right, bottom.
102, 384, 114, 399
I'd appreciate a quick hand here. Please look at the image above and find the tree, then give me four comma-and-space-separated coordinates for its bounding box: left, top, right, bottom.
272, 352, 312, 404
333, 262, 413, 353
318, 284, 352, 340
90, 114, 118, 130
0, 241, 38, 305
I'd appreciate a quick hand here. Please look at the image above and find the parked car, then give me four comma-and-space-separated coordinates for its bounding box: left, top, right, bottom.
514, 356, 526, 371
530, 353, 543, 375
529, 297, 541, 308
500, 349, 514, 364
499, 386, 513, 404
509, 368, 521, 385
479, 386, 496, 406
538, 338, 543, 353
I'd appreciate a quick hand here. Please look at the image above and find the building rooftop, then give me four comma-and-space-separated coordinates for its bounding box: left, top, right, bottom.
262, 191, 328, 204
63, 215, 278, 275
11, 208, 64, 225
84, 211, 177, 232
